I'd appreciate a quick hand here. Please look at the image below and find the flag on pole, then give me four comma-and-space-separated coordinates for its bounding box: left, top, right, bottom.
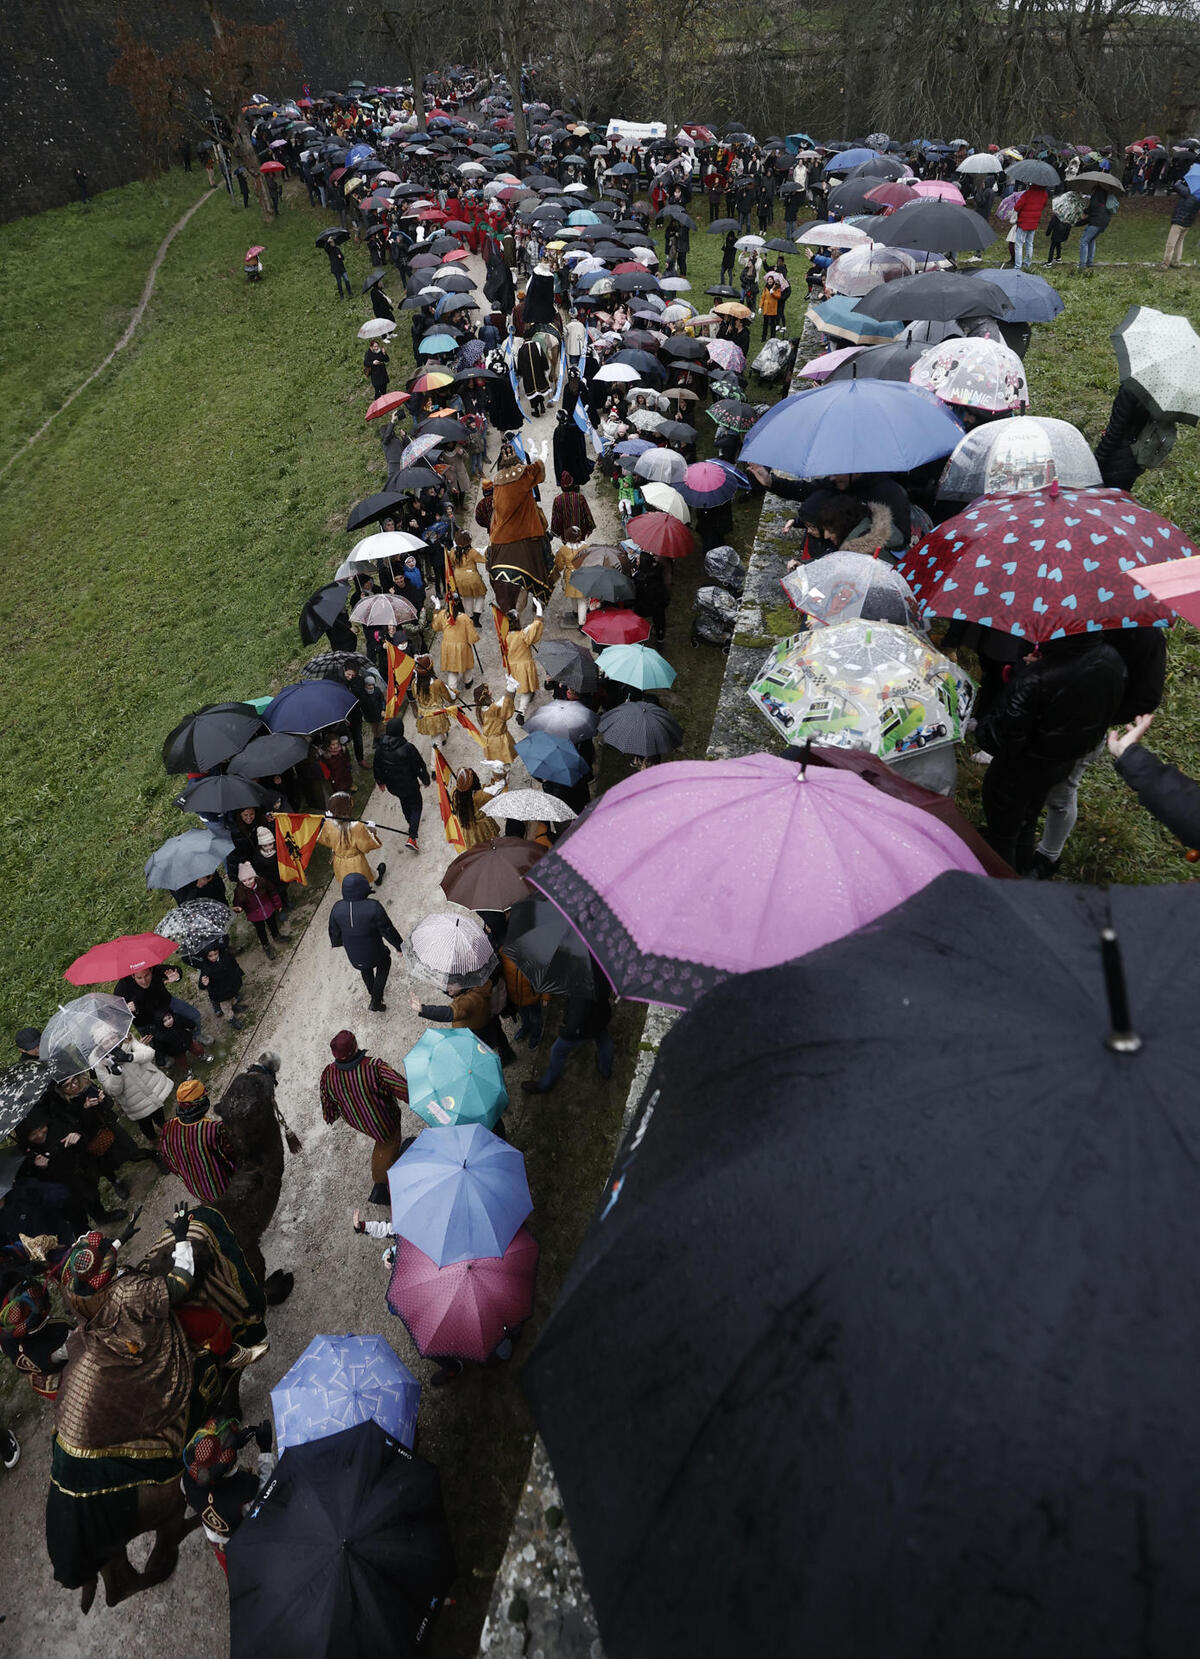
553, 332, 567, 403
444, 547, 459, 599
491, 603, 511, 672
505, 325, 529, 420
433, 749, 466, 850
274, 814, 323, 885
455, 707, 486, 750
385, 643, 416, 718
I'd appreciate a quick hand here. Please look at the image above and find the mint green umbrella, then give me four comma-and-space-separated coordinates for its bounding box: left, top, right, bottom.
404, 1028, 508, 1130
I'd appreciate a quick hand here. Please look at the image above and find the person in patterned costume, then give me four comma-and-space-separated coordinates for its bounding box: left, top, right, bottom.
159, 1080, 236, 1203
179, 1414, 274, 1577
319, 1030, 410, 1206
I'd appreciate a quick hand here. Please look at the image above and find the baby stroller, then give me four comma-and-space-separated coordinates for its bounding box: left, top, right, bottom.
704, 545, 745, 598
691, 585, 739, 649
244, 246, 264, 282
749, 335, 796, 389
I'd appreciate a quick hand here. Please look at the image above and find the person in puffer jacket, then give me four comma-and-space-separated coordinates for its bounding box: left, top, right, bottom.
328, 874, 404, 1013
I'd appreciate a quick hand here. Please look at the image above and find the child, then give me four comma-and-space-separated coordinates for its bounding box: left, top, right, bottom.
146, 1008, 205, 1070
197, 940, 246, 1030
232, 865, 287, 959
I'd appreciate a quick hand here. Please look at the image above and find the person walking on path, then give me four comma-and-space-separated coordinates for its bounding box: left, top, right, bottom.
373, 715, 430, 851
475, 684, 518, 764
325, 238, 353, 299
319, 1030, 410, 1205
448, 531, 489, 620
521, 965, 614, 1095
158, 1079, 237, 1202
318, 793, 386, 887
328, 873, 405, 1012
505, 600, 544, 723
432, 596, 480, 695
410, 654, 456, 755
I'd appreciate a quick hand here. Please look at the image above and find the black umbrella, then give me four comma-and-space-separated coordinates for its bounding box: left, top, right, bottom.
503, 895, 600, 998
385, 466, 446, 495
872, 199, 996, 252
612, 349, 665, 379
362, 269, 389, 293
347, 493, 409, 533
410, 416, 468, 441
662, 337, 708, 362
825, 340, 927, 382
1007, 157, 1061, 188
612, 272, 660, 294
853, 271, 1013, 322
827, 179, 884, 216
764, 237, 799, 254
846, 153, 909, 181
535, 640, 600, 693
705, 284, 741, 299
227, 732, 311, 778
300, 651, 373, 682
154, 900, 234, 960
0, 1060, 53, 1140
706, 219, 741, 234
228, 1421, 454, 1659
657, 205, 697, 230
529, 872, 1200, 1659
180, 774, 270, 815
315, 227, 350, 247
162, 704, 267, 775
300, 581, 351, 645
597, 701, 683, 757
655, 419, 697, 445
570, 567, 636, 604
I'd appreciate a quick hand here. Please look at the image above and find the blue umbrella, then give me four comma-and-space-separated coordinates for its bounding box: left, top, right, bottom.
417, 332, 460, 356
614, 438, 655, 457
271, 1333, 421, 1453
738, 380, 964, 480
386, 1124, 532, 1266
973, 267, 1064, 324
1184, 163, 1200, 197
516, 731, 590, 785
405, 1028, 508, 1129
345, 143, 376, 167
144, 826, 234, 891
263, 680, 357, 735
823, 146, 881, 174
807, 294, 906, 346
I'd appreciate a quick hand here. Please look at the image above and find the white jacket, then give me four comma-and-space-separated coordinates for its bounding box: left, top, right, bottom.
94, 1040, 173, 1121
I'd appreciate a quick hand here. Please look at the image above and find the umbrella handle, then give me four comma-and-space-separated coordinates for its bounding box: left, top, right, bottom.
1101, 928, 1142, 1054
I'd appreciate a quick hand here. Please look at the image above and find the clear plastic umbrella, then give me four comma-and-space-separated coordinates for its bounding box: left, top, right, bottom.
781, 552, 923, 629
40, 994, 134, 1081
349, 593, 419, 626
403, 913, 498, 990
910, 337, 1029, 413
525, 702, 600, 743
937, 416, 1102, 501
480, 789, 577, 825
633, 447, 688, 484
826, 246, 918, 298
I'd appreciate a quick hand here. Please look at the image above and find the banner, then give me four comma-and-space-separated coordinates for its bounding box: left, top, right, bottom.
385, 643, 416, 719
505, 325, 529, 421
491, 603, 511, 672
274, 814, 322, 886
573, 394, 601, 457
455, 707, 486, 750
433, 749, 466, 850
444, 547, 458, 598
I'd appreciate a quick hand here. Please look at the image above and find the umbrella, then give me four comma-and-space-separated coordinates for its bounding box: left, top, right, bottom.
594, 362, 641, 384
527, 756, 985, 1008
705, 339, 746, 374
347, 489, 410, 530
263, 681, 357, 736
594, 643, 676, 690
65, 932, 177, 987
40, 994, 133, 1079
898, 486, 1195, 641
227, 1422, 453, 1659
386, 1124, 531, 1266
937, 416, 1101, 501
0, 1061, 54, 1140
300, 651, 373, 683
780, 551, 922, 628
826, 246, 918, 298
154, 900, 234, 956
712, 301, 753, 320
570, 566, 636, 605
386, 1228, 538, 1362
1111, 306, 1200, 423
626, 512, 694, 561
515, 732, 590, 785
854, 271, 1012, 322
640, 483, 690, 522
398, 433, 443, 468
1007, 157, 1061, 187
957, 151, 1003, 173
597, 702, 683, 757
300, 581, 351, 645
708, 398, 765, 434
794, 222, 872, 249
162, 703, 267, 774
144, 826, 234, 891
440, 836, 545, 912
527, 875, 1200, 1658
582, 608, 652, 646
871, 199, 995, 252
416, 332, 460, 356
536, 639, 600, 693
226, 731, 311, 778
824, 341, 927, 383
677, 461, 745, 508
525, 701, 600, 743
271, 1334, 421, 1452
316, 227, 350, 246
739, 380, 963, 479
480, 790, 577, 826
358, 319, 396, 341
749, 619, 974, 753
502, 896, 595, 997
349, 593, 419, 626
633, 447, 687, 484
404, 1028, 508, 1130
403, 912, 497, 991
806, 295, 906, 346
180, 773, 270, 816
976, 266, 1064, 324
911, 336, 1029, 412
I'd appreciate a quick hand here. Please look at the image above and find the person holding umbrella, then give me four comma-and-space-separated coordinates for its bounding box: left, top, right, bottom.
521, 960, 614, 1096
324, 236, 352, 300
319, 1030, 410, 1205
1078, 182, 1118, 273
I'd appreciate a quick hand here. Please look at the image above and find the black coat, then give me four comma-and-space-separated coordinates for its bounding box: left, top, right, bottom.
977, 638, 1127, 764
552, 417, 593, 488
197, 946, 244, 1002
1093, 384, 1151, 491
373, 727, 431, 797
328, 874, 404, 968
1115, 743, 1200, 849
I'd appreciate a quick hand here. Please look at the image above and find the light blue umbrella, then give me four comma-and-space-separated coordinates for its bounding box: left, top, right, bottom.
417, 332, 460, 356
405, 1028, 508, 1129
271, 1333, 421, 1452
516, 731, 590, 785
386, 1124, 532, 1266
594, 643, 677, 690
567, 209, 603, 225
823, 146, 881, 174
738, 379, 963, 481
974, 267, 1064, 324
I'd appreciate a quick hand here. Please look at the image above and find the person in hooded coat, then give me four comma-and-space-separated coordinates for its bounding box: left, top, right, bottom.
372, 714, 431, 848
523, 265, 558, 328
328, 873, 404, 1011
486, 442, 554, 610
552, 414, 593, 489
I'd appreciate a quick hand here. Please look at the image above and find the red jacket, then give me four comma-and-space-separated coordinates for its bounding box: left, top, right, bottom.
1015, 187, 1048, 230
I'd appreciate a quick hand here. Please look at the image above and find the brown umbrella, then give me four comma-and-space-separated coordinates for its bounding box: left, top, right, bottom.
440, 837, 547, 911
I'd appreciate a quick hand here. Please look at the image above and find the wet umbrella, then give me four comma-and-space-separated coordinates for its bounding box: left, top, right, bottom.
911, 337, 1029, 412
227, 732, 311, 777
65, 932, 177, 987
440, 837, 545, 912
163, 703, 267, 774
349, 593, 419, 627
379, 466, 445, 498
404, 1028, 507, 1130
855, 270, 1011, 321
180, 773, 270, 816
936, 416, 1101, 501
708, 398, 764, 434
154, 900, 234, 960
594, 643, 676, 690
780, 551, 922, 628
386, 1124, 531, 1266
582, 607, 652, 646
403, 912, 497, 991
358, 318, 396, 341
263, 681, 358, 736
1006, 156, 1061, 187
502, 896, 595, 997
364, 392, 411, 425
871, 199, 996, 252
0, 1061, 54, 1139
227, 1421, 454, 1659
300, 581, 351, 645
270, 1335, 421, 1454
597, 702, 683, 758
826, 245, 918, 298
527, 755, 984, 1008
976, 266, 1064, 324
39, 994, 134, 1080
515, 732, 590, 784
739, 380, 963, 479
386, 1227, 538, 1362
806, 295, 906, 346
661, 337, 708, 364
633, 447, 687, 484
300, 651, 373, 683
677, 460, 746, 508
144, 826, 234, 891
480, 790, 577, 827
315, 227, 350, 246
525, 701, 599, 744
795, 221, 873, 250
824, 340, 926, 383
535, 640, 600, 693
626, 512, 694, 562
1111, 305, 1200, 423
569, 563, 637, 605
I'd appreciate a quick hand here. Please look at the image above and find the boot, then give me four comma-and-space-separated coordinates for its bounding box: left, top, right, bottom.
263, 1269, 294, 1305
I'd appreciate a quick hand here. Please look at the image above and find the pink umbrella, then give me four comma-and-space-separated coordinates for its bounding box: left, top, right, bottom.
796, 345, 865, 381
912, 180, 965, 203
528, 754, 987, 1009
1122, 554, 1200, 627
706, 339, 746, 374
386, 1228, 539, 1361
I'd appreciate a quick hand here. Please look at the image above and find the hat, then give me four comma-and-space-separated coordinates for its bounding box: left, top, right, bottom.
184, 1417, 239, 1485
329, 1030, 358, 1060
0, 1281, 50, 1340
237, 862, 256, 883
63, 1231, 120, 1298
481, 479, 493, 491
560, 471, 574, 489
14, 1027, 41, 1053
175, 1079, 209, 1122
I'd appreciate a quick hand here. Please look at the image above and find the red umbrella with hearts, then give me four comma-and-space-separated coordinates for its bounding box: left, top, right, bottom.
897, 485, 1198, 642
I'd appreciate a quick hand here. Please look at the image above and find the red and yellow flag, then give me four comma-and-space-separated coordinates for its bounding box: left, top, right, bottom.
385, 643, 416, 719
433, 749, 466, 850
444, 548, 459, 599
491, 603, 511, 672
454, 707, 486, 750
274, 813, 323, 885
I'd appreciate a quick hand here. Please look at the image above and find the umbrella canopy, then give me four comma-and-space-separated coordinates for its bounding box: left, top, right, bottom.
525, 701, 600, 743
300, 651, 372, 684
227, 732, 312, 779
227, 1421, 453, 1659
1111, 305, 1200, 423
1007, 156, 1061, 187
301, 581, 352, 645
597, 702, 684, 757
569, 566, 637, 605
358, 319, 396, 341
527, 756, 984, 1008
854, 271, 1012, 323
826, 245, 918, 298
977, 266, 1064, 324
708, 398, 765, 434
806, 296, 907, 346
595, 643, 676, 690
795, 222, 873, 250
0, 1061, 54, 1140
386, 1228, 539, 1362
347, 489, 411, 530
626, 512, 694, 561
440, 836, 545, 911
536, 639, 600, 693
871, 199, 996, 251
404, 1028, 508, 1131
780, 551, 922, 628
527, 875, 1200, 1659
898, 486, 1194, 640
937, 416, 1101, 501
365, 391, 412, 425
749, 621, 974, 755
154, 900, 233, 956
263, 681, 358, 736
1132, 554, 1200, 628
633, 447, 687, 484
65, 932, 176, 987
706, 339, 746, 374
162, 703, 267, 774
515, 732, 590, 784
40, 994, 133, 1079
271, 1334, 421, 1453
386, 1124, 532, 1266
910, 337, 1029, 413
180, 773, 270, 816
144, 826, 234, 891
739, 380, 963, 479
957, 151, 1003, 173
349, 593, 419, 626
480, 789, 577, 826
824, 341, 927, 384
582, 607, 651, 647
677, 460, 746, 507
502, 895, 596, 997
402, 912, 497, 990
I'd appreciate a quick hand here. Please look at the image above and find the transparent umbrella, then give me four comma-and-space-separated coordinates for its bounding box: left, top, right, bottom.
781, 552, 923, 629
525, 702, 600, 742
40, 994, 134, 1081
937, 416, 1102, 501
